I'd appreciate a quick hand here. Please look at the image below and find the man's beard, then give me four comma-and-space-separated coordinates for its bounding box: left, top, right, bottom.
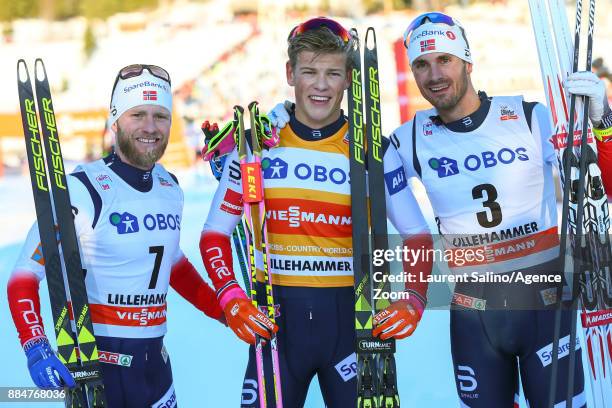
116, 125, 168, 169
426, 63, 469, 112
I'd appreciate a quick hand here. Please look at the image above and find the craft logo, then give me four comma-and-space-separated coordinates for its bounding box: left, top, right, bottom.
500, 105, 518, 121
143, 90, 157, 101
420, 39, 436, 52
446, 31, 456, 40
220, 189, 243, 216
423, 121, 433, 136
429, 157, 459, 178
110, 212, 139, 234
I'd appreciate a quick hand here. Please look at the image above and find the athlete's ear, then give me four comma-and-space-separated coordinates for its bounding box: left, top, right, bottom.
286, 60, 295, 87
344, 68, 351, 90
111, 121, 118, 134
466, 62, 473, 75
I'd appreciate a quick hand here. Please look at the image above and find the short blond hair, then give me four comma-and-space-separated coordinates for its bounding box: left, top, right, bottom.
287, 26, 357, 71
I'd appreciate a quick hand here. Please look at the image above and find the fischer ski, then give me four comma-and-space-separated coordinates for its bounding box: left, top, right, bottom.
17, 59, 106, 408
349, 28, 399, 408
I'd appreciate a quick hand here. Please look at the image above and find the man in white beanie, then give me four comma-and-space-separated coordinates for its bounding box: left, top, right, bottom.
390, 11, 612, 408
8, 64, 224, 407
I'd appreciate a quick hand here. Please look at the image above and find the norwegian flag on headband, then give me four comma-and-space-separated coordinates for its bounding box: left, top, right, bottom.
420, 39, 436, 52
143, 90, 158, 101
421, 38, 436, 52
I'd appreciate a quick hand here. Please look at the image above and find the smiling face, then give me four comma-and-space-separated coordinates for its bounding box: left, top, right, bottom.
286, 50, 350, 129
411, 52, 478, 121
112, 104, 171, 170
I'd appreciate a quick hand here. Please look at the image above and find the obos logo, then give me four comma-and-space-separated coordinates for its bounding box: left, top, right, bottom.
295, 163, 348, 185
110, 212, 139, 234
262, 157, 288, 179
429, 157, 459, 178
429, 147, 529, 178
110, 212, 181, 234
265, 158, 349, 185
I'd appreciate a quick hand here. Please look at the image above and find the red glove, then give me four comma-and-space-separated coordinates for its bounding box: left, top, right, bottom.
223, 293, 277, 345
372, 298, 423, 340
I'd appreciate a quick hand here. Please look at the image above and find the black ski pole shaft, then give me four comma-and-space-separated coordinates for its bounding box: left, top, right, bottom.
566, 1, 596, 406
549, 0, 584, 405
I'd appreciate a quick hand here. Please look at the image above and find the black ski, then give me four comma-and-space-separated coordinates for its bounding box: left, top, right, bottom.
349, 28, 398, 408
364, 28, 400, 408
17, 59, 106, 408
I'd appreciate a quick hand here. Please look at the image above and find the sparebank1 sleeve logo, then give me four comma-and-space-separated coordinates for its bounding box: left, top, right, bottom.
428, 157, 459, 178
110, 212, 139, 234
262, 157, 288, 179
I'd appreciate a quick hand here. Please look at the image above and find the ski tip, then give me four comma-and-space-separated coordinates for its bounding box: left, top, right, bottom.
17, 59, 30, 83
365, 27, 376, 50
234, 105, 244, 114
248, 101, 259, 111
34, 58, 48, 83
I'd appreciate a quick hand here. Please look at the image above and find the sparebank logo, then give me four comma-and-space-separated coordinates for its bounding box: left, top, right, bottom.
429, 157, 459, 178
110, 212, 139, 234
536, 334, 581, 367
262, 157, 288, 179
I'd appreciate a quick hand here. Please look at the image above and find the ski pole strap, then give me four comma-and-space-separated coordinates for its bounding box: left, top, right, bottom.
201, 115, 280, 163
201, 119, 237, 161
593, 125, 612, 142
594, 110, 612, 142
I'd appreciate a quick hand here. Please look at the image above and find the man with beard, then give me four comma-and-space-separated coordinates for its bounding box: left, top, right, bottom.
8, 64, 223, 407
390, 12, 611, 407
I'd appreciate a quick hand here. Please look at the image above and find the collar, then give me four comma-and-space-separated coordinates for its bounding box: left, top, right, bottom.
104, 152, 154, 192
289, 110, 346, 141
430, 91, 491, 132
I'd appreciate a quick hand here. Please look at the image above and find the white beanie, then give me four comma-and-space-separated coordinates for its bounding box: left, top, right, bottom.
406, 22, 472, 65
109, 70, 172, 127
